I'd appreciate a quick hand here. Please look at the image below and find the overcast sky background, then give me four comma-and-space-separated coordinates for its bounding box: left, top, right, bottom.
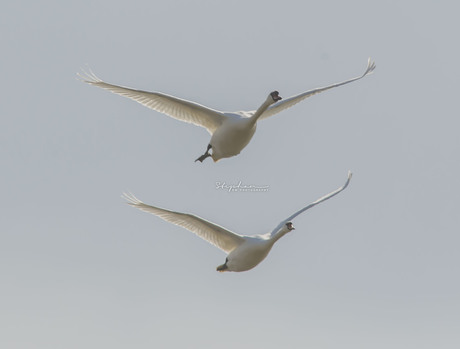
2, 1, 459, 348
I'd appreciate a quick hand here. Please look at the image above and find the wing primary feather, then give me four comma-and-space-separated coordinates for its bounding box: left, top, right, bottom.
78, 70, 225, 134
258, 58, 376, 120
122, 193, 245, 253
269, 171, 352, 237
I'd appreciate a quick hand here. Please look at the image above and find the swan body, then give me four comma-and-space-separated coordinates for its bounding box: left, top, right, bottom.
79, 59, 375, 162
123, 171, 352, 272
206, 93, 276, 160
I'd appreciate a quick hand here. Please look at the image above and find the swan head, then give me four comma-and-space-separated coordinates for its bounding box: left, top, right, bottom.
271, 221, 295, 243
270, 91, 282, 102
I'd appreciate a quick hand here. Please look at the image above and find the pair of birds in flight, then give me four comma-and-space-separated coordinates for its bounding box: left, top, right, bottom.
79, 59, 375, 272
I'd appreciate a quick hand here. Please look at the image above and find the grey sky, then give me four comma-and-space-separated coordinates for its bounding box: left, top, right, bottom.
2, 1, 459, 348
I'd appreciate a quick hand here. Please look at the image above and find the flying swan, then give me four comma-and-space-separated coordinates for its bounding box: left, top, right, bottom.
79, 60, 375, 162
123, 171, 352, 272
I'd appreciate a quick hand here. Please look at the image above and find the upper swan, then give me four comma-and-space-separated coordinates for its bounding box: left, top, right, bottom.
78, 59, 375, 162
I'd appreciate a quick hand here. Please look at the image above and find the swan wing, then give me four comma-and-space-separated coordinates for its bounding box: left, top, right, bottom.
78, 70, 225, 134
257, 59, 376, 120
269, 171, 352, 237
123, 193, 245, 253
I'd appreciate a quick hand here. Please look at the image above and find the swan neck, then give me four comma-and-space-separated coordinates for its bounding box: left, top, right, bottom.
271, 228, 290, 243
249, 99, 271, 125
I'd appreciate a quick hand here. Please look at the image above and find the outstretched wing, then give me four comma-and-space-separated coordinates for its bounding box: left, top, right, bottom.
78, 70, 225, 134
123, 193, 245, 253
269, 171, 352, 237
257, 59, 376, 120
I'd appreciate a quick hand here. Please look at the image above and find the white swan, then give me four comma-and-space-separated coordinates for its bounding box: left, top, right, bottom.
122, 171, 352, 272
79, 59, 375, 162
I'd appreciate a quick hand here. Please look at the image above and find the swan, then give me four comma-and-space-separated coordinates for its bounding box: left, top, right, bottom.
122, 171, 352, 272
79, 59, 375, 162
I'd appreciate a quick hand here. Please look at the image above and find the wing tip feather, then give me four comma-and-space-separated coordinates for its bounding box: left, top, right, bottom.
122, 192, 143, 206
76, 66, 103, 84
363, 58, 376, 76
343, 170, 353, 190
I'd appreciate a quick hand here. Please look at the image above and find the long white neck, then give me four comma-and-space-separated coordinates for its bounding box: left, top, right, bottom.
269, 226, 291, 244
249, 95, 275, 126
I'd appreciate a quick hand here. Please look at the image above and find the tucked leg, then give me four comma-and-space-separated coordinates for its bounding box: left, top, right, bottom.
216, 258, 229, 272
195, 144, 212, 163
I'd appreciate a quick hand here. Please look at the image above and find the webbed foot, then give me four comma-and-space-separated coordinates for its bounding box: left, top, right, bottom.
195, 144, 212, 163
195, 153, 211, 162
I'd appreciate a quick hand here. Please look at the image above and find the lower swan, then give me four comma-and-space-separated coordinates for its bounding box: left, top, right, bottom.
123, 171, 352, 272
